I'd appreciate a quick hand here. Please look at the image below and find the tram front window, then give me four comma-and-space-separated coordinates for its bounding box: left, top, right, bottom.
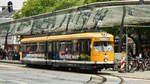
93, 41, 113, 52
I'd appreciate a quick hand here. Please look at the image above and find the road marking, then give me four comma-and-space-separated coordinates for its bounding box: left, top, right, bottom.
0, 65, 8, 68
8, 80, 27, 84
0, 79, 27, 84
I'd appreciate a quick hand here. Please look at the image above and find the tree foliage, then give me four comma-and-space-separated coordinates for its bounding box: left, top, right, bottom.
84, 0, 115, 3
13, 0, 116, 19
13, 0, 57, 18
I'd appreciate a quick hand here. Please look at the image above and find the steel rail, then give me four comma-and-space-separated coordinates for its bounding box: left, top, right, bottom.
110, 74, 125, 84
85, 75, 107, 84
92, 73, 125, 84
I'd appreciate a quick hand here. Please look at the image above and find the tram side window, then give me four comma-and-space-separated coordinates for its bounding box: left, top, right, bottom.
57, 40, 81, 60
48, 42, 52, 52
36, 42, 46, 53
72, 40, 78, 54
47, 41, 60, 59
75, 39, 91, 61
59, 41, 72, 53
48, 42, 52, 59
79, 39, 91, 55
54, 41, 60, 59
47, 39, 91, 61
25, 43, 37, 53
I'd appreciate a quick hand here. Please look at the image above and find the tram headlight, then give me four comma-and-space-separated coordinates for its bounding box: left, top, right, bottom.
104, 58, 108, 62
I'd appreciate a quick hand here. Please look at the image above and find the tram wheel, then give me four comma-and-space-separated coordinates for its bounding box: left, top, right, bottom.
26, 64, 33, 67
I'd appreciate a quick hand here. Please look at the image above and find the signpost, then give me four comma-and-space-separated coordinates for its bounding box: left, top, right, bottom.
126, 28, 128, 72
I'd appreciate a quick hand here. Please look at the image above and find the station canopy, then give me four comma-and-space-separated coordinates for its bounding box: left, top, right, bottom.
0, 1, 150, 36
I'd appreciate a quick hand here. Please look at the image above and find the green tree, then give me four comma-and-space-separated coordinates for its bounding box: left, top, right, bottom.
13, 11, 23, 19
13, 0, 83, 19
13, 0, 116, 19
83, 0, 116, 4
18, 0, 57, 18
48, 0, 84, 11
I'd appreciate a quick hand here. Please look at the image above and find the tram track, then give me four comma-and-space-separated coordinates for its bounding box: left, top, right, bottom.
86, 73, 124, 84
109, 74, 125, 84
96, 75, 107, 84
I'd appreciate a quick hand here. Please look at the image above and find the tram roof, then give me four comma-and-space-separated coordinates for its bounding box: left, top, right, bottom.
21, 32, 113, 43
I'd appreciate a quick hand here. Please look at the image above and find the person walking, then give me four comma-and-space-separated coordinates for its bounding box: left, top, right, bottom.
0, 48, 7, 60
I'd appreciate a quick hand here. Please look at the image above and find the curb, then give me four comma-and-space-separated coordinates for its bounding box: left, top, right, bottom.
0, 60, 22, 64
101, 70, 150, 81
118, 75, 150, 80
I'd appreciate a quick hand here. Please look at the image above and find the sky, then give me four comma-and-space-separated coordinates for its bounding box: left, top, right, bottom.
0, 0, 27, 10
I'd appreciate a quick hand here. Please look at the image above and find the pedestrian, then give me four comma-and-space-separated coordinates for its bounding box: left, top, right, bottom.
0, 47, 3, 59
1, 48, 6, 60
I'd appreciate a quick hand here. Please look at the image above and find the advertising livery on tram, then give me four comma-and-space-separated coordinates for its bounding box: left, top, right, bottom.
21, 32, 114, 72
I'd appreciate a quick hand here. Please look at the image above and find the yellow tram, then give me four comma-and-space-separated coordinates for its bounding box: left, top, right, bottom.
21, 32, 114, 72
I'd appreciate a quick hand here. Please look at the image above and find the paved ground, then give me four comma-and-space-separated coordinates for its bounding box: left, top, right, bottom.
1, 60, 150, 84
0, 63, 91, 84
1, 59, 149, 80
101, 70, 150, 80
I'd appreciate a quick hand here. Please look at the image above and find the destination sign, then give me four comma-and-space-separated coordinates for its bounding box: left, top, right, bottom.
100, 38, 110, 41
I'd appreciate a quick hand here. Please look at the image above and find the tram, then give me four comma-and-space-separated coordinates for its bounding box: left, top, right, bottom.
21, 32, 114, 72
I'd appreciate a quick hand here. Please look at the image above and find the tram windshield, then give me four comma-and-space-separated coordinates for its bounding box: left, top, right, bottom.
93, 41, 113, 52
